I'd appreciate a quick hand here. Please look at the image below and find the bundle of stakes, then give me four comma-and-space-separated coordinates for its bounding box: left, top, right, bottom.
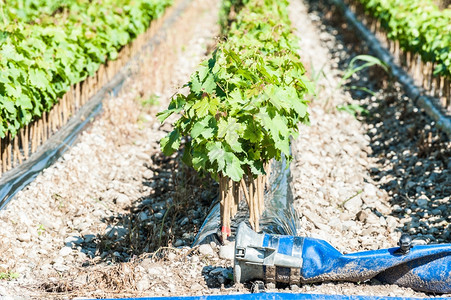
219, 163, 271, 241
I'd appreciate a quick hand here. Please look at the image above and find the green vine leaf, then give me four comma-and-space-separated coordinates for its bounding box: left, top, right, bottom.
160, 129, 181, 156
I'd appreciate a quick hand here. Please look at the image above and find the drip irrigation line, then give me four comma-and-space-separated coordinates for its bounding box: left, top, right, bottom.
0, 0, 194, 210
330, 0, 451, 139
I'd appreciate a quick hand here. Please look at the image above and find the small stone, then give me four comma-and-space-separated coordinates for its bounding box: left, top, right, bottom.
167, 252, 177, 261
53, 256, 64, 265
339, 213, 353, 221
328, 217, 342, 230
198, 244, 215, 256
38, 248, 48, 255
219, 242, 235, 260
59, 247, 73, 257
412, 239, 427, 246
361, 184, 378, 204
148, 266, 164, 276
377, 203, 391, 215
201, 190, 212, 202
343, 195, 362, 212
222, 268, 233, 280
356, 210, 368, 222
167, 283, 176, 293
92, 209, 106, 218
14, 248, 25, 257
174, 239, 184, 247
363, 183, 377, 196
116, 194, 129, 206
379, 216, 387, 226
17, 233, 31, 242
342, 220, 357, 232
416, 195, 429, 208
365, 213, 380, 225
84, 234, 95, 243
291, 284, 300, 292
154, 212, 164, 220
137, 277, 151, 291
74, 274, 88, 286
141, 198, 152, 206
143, 169, 154, 179
406, 181, 416, 189
266, 282, 276, 290
182, 232, 194, 240
392, 205, 403, 213
210, 241, 217, 250
431, 209, 441, 216
180, 217, 189, 226
106, 225, 127, 239
210, 267, 226, 276
191, 282, 203, 291
138, 212, 148, 222
136, 152, 151, 161
386, 216, 398, 230
39, 218, 55, 230
65, 236, 83, 246
152, 202, 165, 211
53, 264, 68, 272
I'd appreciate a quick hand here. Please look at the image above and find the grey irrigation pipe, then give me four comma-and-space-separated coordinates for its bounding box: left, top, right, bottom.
330, 0, 451, 139
0, 0, 194, 210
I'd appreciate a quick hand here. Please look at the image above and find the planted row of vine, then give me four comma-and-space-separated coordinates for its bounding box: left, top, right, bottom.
159, 0, 313, 239
0, 0, 173, 139
3, 0, 75, 23
356, 0, 450, 78
344, 0, 450, 107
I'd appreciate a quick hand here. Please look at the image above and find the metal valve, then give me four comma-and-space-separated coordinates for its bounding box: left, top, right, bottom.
398, 233, 412, 255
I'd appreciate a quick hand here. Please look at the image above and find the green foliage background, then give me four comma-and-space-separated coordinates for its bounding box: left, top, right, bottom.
358, 0, 451, 78
0, 0, 172, 138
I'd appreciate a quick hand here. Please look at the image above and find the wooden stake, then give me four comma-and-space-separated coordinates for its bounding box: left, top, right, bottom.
42, 112, 47, 143
20, 127, 27, 161
0, 139, 2, 176
24, 125, 29, 160
30, 122, 35, 154
6, 133, 12, 171
226, 178, 233, 237
406, 51, 411, 72
219, 175, 225, 241
75, 82, 81, 109
1, 137, 6, 173
445, 79, 450, 108
13, 135, 21, 166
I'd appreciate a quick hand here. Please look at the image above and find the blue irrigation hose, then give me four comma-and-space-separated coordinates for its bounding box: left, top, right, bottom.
98, 293, 450, 300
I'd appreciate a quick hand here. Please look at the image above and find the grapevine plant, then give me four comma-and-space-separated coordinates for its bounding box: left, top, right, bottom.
159, 0, 312, 239
357, 0, 451, 78
0, 0, 172, 138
